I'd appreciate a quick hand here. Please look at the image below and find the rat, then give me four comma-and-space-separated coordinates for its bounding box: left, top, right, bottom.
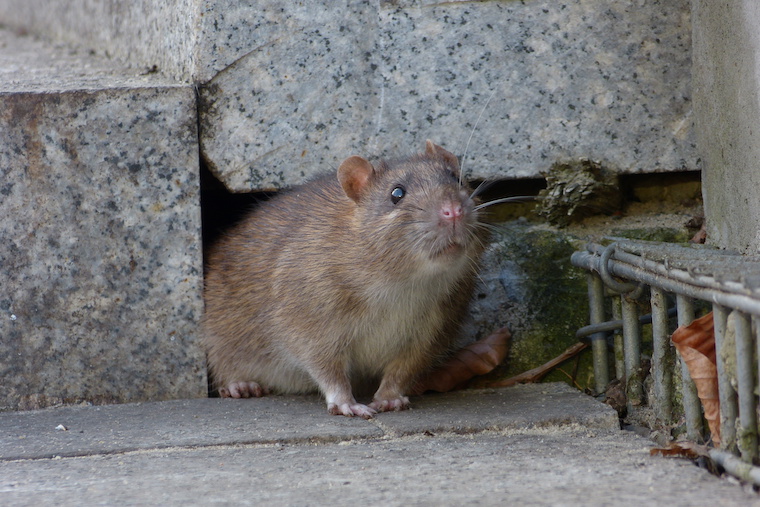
202, 140, 489, 418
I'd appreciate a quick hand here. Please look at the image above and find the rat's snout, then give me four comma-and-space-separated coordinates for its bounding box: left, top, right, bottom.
438, 191, 473, 224
439, 201, 464, 222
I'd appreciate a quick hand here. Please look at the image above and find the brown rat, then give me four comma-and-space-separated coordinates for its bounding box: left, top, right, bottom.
202, 140, 488, 418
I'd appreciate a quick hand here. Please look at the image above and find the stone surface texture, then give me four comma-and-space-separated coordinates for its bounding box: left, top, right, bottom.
198, 0, 696, 191
466, 223, 591, 384
692, 1, 760, 253
0, 29, 206, 411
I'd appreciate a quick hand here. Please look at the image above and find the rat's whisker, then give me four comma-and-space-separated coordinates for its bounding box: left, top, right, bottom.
460, 87, 498, 186
474, 195, 542, 211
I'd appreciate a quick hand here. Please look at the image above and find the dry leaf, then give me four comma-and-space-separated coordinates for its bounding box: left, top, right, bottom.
689, 223, 707, 244
671, 312, 719, 444
603, 378, 627, 417
412, 327, 512, 394
650, 441, 710, 459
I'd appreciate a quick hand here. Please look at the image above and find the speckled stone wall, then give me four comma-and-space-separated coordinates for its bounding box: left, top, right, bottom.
198, 0, 697, 191
0, 30, 206, 411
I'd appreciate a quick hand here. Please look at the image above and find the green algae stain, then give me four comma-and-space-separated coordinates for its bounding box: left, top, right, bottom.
482, 222, 594, 389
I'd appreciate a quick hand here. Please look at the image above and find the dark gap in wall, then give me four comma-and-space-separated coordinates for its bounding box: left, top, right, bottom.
619, 170, 702, 205
472, 177, 547, 201
199, 160, 273, 264
471, 177, 546, 222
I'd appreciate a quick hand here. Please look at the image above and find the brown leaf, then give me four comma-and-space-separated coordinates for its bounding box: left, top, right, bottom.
411, 327, 512, 394
671, 312, 719, 444
650, 441, 710, 459
689, 223, 707, 244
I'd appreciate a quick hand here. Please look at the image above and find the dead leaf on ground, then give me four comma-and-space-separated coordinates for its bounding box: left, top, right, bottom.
604, 378, 627, 417
671, 312, 719, 444
411, 327, 512, 394
650, 441, 710, 459
689, 223, 707, 244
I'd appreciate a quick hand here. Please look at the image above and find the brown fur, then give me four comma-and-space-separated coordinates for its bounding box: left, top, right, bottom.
203, 141, 488, 418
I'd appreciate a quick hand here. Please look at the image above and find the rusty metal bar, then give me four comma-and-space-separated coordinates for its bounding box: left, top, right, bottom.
571, 249, 760, 317
587, 273, 610, 393
611, 297, 625, 380
650, 287, 672, 425
709, 450, 760, 486
621, 294, 643, 408
571, 240, 760, 460
713, 305, 737, 451
734, 311, 758, 462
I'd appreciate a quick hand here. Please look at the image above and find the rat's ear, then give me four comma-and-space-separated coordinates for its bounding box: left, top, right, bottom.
338, 155, 375, 202
425, 140, 460, 173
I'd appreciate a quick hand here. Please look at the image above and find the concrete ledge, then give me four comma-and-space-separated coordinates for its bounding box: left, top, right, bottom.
0, 396, 382, 460
379, 383, 619, 436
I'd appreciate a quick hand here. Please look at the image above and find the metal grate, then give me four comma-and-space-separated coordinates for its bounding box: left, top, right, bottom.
571, 239, 760, 476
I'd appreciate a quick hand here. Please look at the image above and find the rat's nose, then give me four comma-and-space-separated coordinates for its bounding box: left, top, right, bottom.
439, 201, 464, 222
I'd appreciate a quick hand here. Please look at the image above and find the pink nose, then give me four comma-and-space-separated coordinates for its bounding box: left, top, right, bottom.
440, 202, 463, 221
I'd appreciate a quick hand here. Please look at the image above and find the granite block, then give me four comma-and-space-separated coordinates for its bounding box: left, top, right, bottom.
198, 0, 697, 191
0, 30, 206, 411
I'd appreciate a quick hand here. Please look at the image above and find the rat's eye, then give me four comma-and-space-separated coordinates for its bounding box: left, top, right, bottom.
390, 186, 406, 204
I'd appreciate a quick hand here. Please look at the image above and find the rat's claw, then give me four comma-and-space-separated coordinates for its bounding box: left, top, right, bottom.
369, 396, 410, 413
221, 381, 268, 398
328, 402, 376, 419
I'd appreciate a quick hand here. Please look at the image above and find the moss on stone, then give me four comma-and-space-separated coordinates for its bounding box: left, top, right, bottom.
477, 222, 594, 389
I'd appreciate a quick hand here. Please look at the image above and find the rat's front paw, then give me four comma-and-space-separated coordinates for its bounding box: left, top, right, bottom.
369, 396, 410, 413
327, 402, 377, 419
219, 381, 269, 398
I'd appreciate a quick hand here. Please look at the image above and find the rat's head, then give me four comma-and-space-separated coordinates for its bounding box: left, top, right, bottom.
337, 140, 486, 273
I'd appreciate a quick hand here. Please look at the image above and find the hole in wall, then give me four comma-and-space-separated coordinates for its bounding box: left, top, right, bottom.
199, 160, 273, 263
619, 170, 702, 206
471, 177, 546, 222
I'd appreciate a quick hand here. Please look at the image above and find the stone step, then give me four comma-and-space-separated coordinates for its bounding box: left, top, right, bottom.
0, 28, 206, 411
2, 1, 698, 192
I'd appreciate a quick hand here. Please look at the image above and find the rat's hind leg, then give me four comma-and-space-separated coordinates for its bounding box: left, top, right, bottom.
219, 381, 270, 398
